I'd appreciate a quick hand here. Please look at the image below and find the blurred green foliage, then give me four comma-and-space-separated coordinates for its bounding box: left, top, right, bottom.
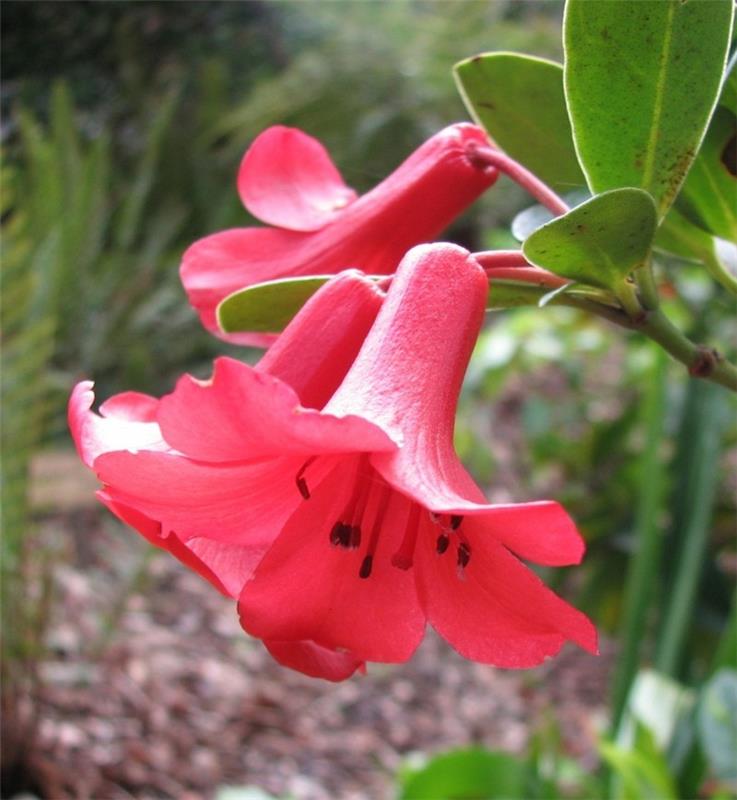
394, 669, 737, 799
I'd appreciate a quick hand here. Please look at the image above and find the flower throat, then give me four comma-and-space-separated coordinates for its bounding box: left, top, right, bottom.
295, 455, 472, 579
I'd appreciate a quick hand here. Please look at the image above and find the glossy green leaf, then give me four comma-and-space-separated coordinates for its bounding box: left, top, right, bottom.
676, 107, 737, 242
454, 52, 586, 192
564, 0, 734, 219
398, 747, 529, 800
487, 279, 547, 310
218, 273, 606, 335
698, 669, 737, 782
218, 266, 622, 336
522, 189, 658, 292
719, 53, 737, 113
217, 275, 332, 334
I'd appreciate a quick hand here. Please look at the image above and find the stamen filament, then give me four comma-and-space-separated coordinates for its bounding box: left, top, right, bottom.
358, 482, 392, 579
391, 503, 422, 570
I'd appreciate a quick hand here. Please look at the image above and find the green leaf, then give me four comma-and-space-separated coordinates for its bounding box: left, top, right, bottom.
698, 669, 737, 782
720, 54, 737, 113
522, 188, 658, 293
600, 723, 679, 800
676, 107, 737, 242
454, 52, 586, 192
656, 209, 717, 263
564, 0, 735, 219
217, 276, 333, 334
219, 268, 619, 337
398, 747, 529, 800
487, 280, 548, 310
655, 380, 731, 676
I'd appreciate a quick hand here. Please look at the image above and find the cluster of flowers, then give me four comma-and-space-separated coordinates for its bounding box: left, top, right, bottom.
70, 123, 597, 681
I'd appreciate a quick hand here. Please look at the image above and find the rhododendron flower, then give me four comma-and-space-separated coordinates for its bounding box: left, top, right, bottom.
70, 270, 384, 680
181, 123, 498, 344
85, 243, 597, 676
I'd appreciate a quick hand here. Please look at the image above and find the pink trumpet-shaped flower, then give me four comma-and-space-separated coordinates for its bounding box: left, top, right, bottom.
181, 123, 498, 344
86, 243, 597, 676
70, 270, 384, 680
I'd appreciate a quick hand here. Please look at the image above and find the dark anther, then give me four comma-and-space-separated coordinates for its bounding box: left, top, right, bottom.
296, 458, 317, 499
330, 522, 352, 548
359, 554, 373, 579
296, 477, 310, 500
436, 533, 450, 555
450, 514, 463, 530
349, 526, 361, 549
457, 542, 471, 569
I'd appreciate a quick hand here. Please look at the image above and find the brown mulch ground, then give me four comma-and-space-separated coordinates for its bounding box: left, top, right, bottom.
7, 453, 612, 800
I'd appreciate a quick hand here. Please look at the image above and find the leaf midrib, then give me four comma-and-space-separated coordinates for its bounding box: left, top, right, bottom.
641, 0, 676, 207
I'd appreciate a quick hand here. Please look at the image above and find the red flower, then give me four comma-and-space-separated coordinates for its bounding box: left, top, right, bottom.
70, 270, 384, 680
180, 123, 497, 344
84, 243, 596, 675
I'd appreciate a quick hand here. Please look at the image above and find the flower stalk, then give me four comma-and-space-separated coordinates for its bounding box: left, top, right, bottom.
465, 143, 570, 215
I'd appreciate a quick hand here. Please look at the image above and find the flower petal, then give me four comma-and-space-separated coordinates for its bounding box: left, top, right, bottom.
375, 448, 584, 566
466, 502, 585, 567
257, 270, 383, 409
95, 450, 309, 546
238, 463, 426, 663
180, 226, 308, 343
69, 381, 166, 468
238, 126, 357, 232
99, 391, 159, 421
181, 125, 497, 343
263, 639, 365, 682
185, 536, 267, 598
415, 517, 598, 667
157, 357, 397, 462
98, 490, 265, 597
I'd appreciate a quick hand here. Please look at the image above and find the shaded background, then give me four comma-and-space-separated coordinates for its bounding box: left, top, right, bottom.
2, 2, 735, 798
